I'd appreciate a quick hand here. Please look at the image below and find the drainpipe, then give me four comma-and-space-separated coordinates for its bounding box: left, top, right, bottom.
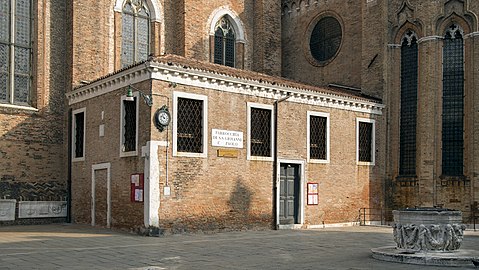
67, 108, 72, 223
273, 94, 291, 229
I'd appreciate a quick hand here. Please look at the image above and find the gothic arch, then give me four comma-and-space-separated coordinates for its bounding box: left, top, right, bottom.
394, 21, 422, 45
208, 6, 245, 42
113, 0, 162, 22
437, 13, 471, 36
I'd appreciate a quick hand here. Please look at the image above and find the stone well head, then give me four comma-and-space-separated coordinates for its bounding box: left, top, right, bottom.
393, 207, 466, 252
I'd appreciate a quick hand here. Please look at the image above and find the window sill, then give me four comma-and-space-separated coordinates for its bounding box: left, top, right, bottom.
248, 156, 273, 162
174, 152, 207, 158
120, 150, 138, 157
72, 157, 85, 162
307, 159, 330, 164
0, 103, 38, 112
357, 161, 375, 166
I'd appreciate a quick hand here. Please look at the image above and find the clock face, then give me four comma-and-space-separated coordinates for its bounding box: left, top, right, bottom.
157, 110, 170, 126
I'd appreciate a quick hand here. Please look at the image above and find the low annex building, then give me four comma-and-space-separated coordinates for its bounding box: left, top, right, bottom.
67, 55, 384, 233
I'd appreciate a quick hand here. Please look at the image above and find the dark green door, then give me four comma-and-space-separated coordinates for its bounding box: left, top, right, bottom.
279, 163, 300, 225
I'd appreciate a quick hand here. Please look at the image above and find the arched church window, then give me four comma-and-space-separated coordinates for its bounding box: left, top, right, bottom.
0, 0, 32, 105
309, 16, 342, 64
442, 23, 464, 176
214, 17, 235, 67
121, 0, 150, 68
399, 30, 418, 176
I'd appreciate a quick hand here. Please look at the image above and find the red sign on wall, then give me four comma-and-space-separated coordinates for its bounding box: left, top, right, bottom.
130, 173, 144, 202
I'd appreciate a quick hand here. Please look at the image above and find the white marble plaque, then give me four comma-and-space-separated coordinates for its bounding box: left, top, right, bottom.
18, 201, 67, 218
0, 199, 16, 221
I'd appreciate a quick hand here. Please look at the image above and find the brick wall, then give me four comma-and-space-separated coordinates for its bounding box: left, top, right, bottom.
69, 73, 383, 233
281, 0, 363, 89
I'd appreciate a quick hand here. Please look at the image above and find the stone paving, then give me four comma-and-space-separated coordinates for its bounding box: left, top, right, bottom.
1, 224, 479, 269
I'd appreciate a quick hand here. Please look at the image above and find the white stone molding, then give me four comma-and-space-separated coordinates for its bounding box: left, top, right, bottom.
120, 92, 139, 157
276, 159, 305, 228
207, 6, 245, 42
247, 102, 274, 161
418, 35, 443, 43
91, 163, 111, 228
172, 91, 208, 158
142, 140, 162, 228
72, 107, 86, 162
307, 111, 330, 164
356, 117, 376, 166
113, 0, 162, 22
66, 61, 384, 115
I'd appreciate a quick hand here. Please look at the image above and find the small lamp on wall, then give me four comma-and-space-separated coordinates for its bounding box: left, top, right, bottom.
125, 86, 135, 102
126, 85, 153, 106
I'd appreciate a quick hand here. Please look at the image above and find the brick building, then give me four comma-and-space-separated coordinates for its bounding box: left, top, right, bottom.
1, 0, 479, 233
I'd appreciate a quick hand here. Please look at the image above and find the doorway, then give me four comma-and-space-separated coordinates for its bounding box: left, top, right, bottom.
91, 163, 111, 228
278, 161, 304, 227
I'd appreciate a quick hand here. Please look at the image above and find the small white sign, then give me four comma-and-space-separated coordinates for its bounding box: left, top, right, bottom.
212, 129, 243, 148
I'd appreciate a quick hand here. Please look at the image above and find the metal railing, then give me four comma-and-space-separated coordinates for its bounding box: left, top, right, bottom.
358, 208, 393, 226
359, 207, 479, 230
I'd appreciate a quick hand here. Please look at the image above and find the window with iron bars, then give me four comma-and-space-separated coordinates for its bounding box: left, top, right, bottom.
123, 98, 137, 152
177, 97, 203, 153
399, 30, 418, 176
310, 115, 327, 160
73, 111, 85, 159
358, 121, 373, 163
121, 0, 150, 68
0, 0, 32, 105
214, 16, 235, 67
250, 107, 272, 157
442, 24, 464, 176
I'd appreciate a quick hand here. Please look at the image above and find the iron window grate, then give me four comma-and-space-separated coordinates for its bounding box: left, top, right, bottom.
74, 112, 84, 158
250, 107, 271, 157
214, 17, 235, 67
177, 97, 203, 153
123, 99, 136, 152
310, 115, 327, 160
1, 0, 32, 105
442, 25, 464, 176
399, 32, 418, 176
121, 0, 150, 68
359, 122, 373, 162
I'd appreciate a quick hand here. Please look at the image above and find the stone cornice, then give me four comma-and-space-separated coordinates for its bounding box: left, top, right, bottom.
67, 61, 384, 115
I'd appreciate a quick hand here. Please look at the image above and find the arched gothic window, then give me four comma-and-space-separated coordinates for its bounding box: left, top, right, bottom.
0, 0, 32, 105
399, 30, 418, 176
214, 17, 235, 67
121, 0, 150, 68
442, 24, 464, 176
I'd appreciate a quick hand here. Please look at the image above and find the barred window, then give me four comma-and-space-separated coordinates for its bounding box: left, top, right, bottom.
308, 112, 329, 161
442, 24, 464, 176
399, 30, 418, 176
250, 107, 272, 158
177, 97, 204, 153
121, 0, 150, 68
123, 98, 137, 152
0, 0, 32, 105
72, 109, 86, 160
309, 16, 342, 63
357, 119, 375, 164
214, 17, 235, 67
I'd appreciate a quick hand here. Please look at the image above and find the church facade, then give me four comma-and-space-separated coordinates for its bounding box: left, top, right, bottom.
1, 0, 479, 233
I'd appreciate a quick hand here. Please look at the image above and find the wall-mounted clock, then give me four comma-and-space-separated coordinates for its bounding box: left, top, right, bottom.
154, 105, 170, 132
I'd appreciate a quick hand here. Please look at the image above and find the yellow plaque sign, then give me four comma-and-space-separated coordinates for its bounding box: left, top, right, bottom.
217, 149, 239, 158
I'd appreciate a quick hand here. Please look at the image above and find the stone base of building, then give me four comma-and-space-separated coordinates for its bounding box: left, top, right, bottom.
372, 246, 479, 267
